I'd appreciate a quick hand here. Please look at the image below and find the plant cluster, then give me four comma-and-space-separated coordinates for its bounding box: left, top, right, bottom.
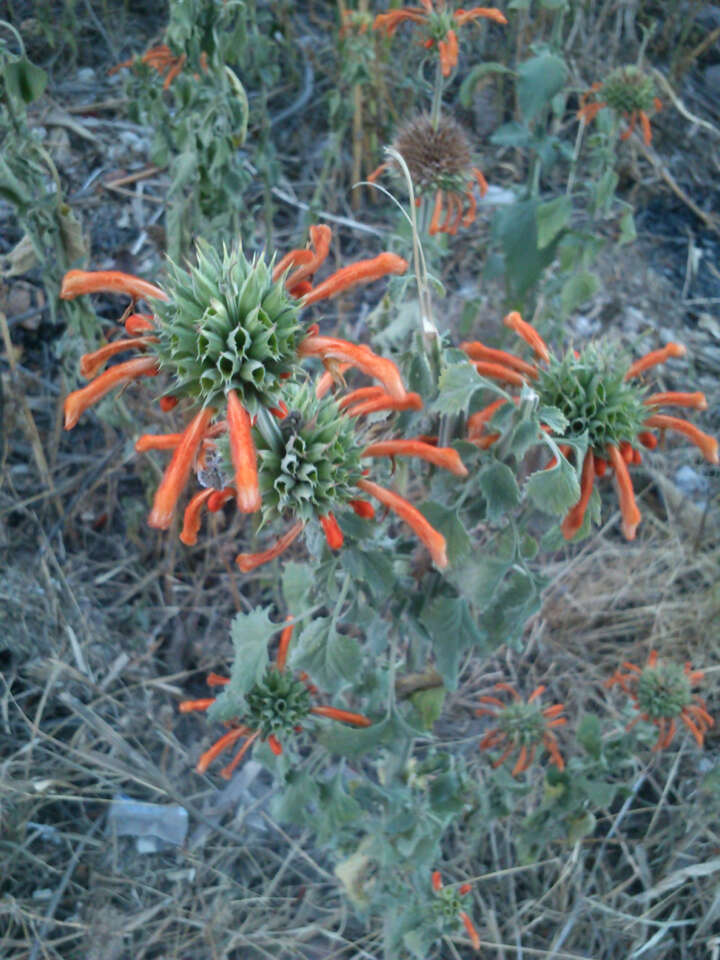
13, 1, 717, 957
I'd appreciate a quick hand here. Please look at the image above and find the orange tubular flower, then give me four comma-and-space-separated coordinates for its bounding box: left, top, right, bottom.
148, 406, 216, 530
462, 314, 717, 542
373, 2, 506, 80
79, 336, 157, 379
60, 269, 167, 304
476, 683, 566, 775
63, 356, 159, 430
357, 478, 448, 569
236, 521, 305, 573
607, 650, 714, 751
430, 870, 481, 952
179, 620, 371, 778
300, 253, 408, 306
226, 390, 261, 513
109, 43, 192, 90
361, 439, 468, 477
298, 335, 408, 402
180, 488, 215, 546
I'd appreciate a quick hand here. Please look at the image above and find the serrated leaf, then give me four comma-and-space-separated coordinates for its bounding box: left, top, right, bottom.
418, 501, 470, 564
536, 196, 571, 249
594, 170, 618, 214
207, 607, 274, 722
282, 562, 313, 611
421, 595, 484, 689
481, 568, 540, 648
538, 405, 569, 433
449, 553, 511, 607
271, 769, 319, 824
478, 462, 521, 522
290, 618, 362, 690
561, 271, 600, 314
341, 546, 394, 601
517, 52, 568, 122
320, 715, 400, 757
577, 713, 602, 759
526, 454, 580, 515
409, 687, 446, 730
432, 362, 486, 415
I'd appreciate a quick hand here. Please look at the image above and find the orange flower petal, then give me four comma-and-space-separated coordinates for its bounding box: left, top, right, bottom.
299, 335, 408, 401
64, 356, 159, 429
311, 705, 372, 726
179, 488, 215, 546
235, 521, 305, 572
60, 269, 167, 303
624, 342, 686, 380
461, 341, 537, 377
432, 870, 443, 891
301, 253, 408, 306
346, 391, 423, 417
472, 360, 528, 386
644, 391, 707, 410
276, 618, 294, 672
226, 390, 261, 513
148, 406, 216, 530
357, 478, 447, 568
79, 336, 156, 379
125, 313, 155, 334
503, 311, 550, 363
362, 439, 468, 477
643, 414, 718, 463
454, 6, 508, 26
320, 512, 344, 550
429, 190, 444, 235
561, 450, 595, 540
607, 444, 642, 540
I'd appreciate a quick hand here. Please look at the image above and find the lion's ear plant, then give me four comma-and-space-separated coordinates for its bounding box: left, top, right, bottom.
49, 4, 719, 956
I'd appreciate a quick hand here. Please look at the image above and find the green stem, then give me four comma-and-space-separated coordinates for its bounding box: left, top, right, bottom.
430, 56, 444, 131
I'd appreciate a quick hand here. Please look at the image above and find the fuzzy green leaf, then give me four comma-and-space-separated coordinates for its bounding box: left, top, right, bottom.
419, 501, 471, 564
290, 618, 362, 690
478, 462, 521, 522
432, 361, 487, 415
207, 608, 275, 722
282, 562, 314, 612
320, 715, 400, 757
409, 687, 446, 731
4, 58, 48, 104
517, 52, 568, 122
526, 454, 580, 515
536, 196, 572, 249
421, 596, 484, 689
561, 271, 600, 314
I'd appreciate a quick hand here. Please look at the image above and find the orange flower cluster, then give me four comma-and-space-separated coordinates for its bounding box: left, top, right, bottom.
463, 313, 718, 541
374, 1, 507, 77
59, 225, 411, 536
431, 870, 480, 951
607, 651, 714, 751
109, 44, 207, 90
180, 621, 371, 778
577, 67, 662, 146
476, 683, 566, 776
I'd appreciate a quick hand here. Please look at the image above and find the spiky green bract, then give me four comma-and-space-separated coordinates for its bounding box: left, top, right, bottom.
253, 382, 364, 524
637, 662, 693, 720
603, 66, 656, 114
150, 240, 301, 412
536, 343, 647, 453
497, 701, 547, 747
245, 668, 312, 737
431, 887, 465, 928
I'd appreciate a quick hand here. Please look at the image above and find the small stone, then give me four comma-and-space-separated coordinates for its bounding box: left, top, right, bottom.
674, 464, 709, 500
76, 67, 96, 85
